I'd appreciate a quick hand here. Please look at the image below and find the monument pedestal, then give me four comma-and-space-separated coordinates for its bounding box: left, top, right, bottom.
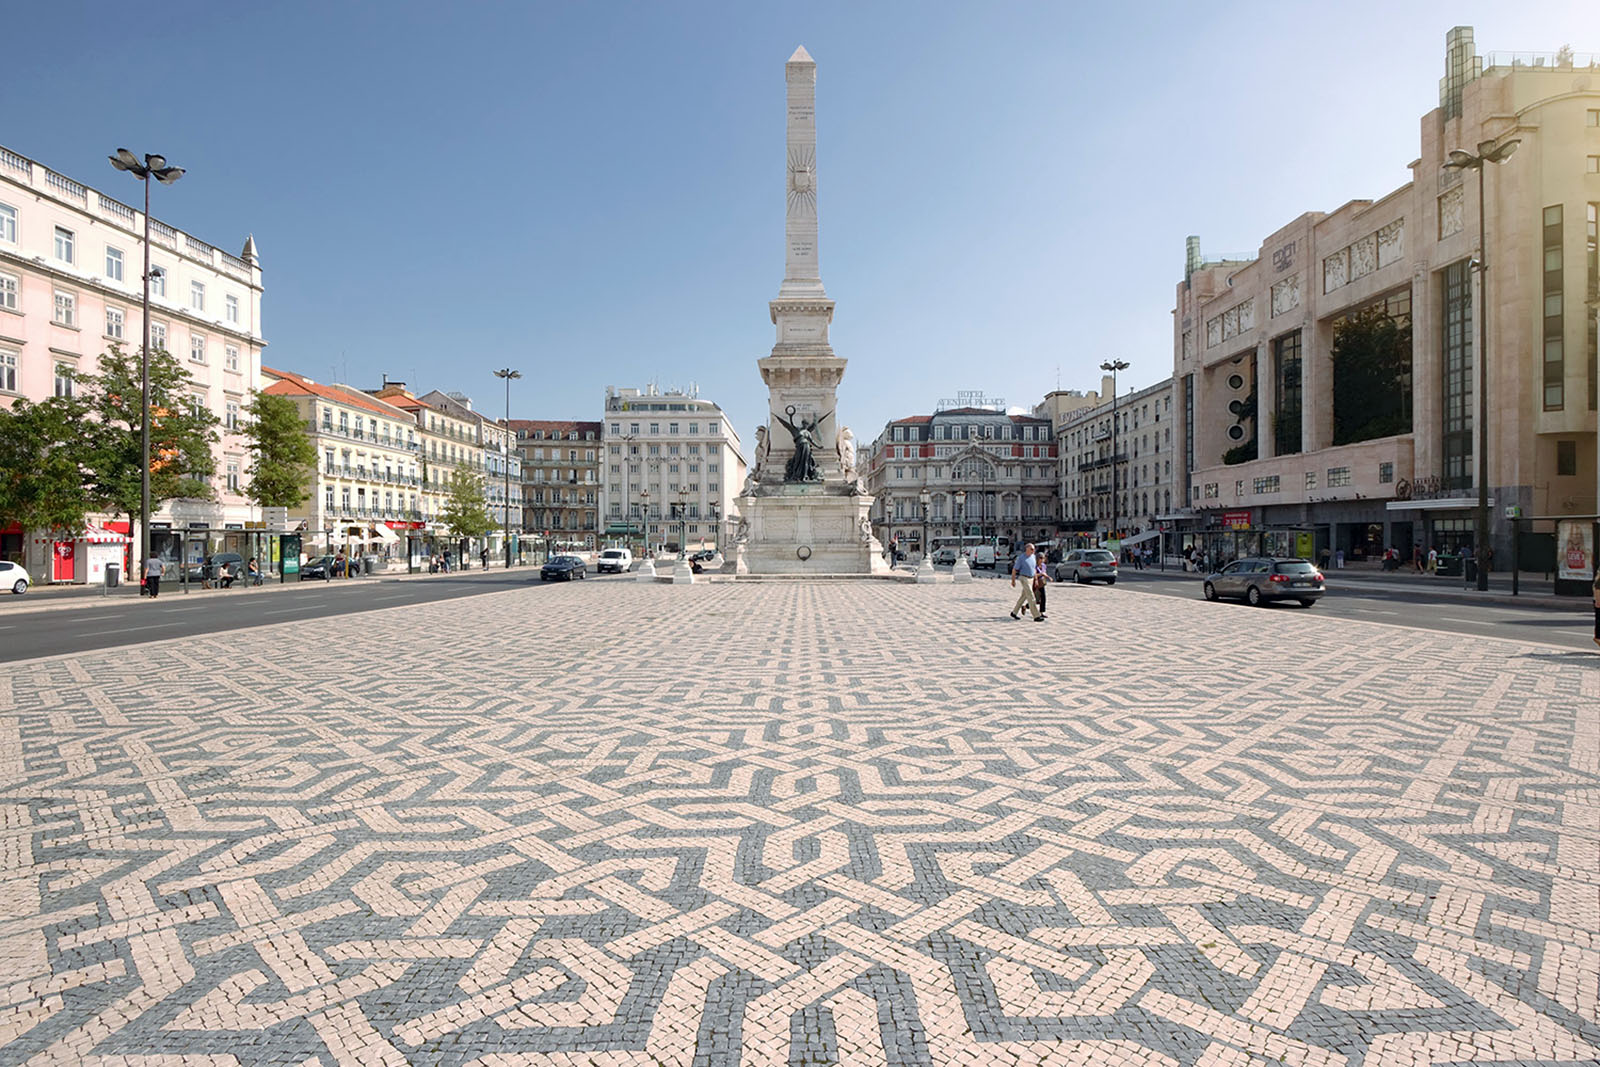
738, 487, 891, 575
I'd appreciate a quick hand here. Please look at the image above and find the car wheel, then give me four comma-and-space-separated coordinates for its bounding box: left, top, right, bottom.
1203, 581, 1218, 601
1297, 599, 1316, 608
1073, 570, 1083, 584
1246, 585, 1263, 606
12, 579, 26, 595
1106, 578, 1115, 585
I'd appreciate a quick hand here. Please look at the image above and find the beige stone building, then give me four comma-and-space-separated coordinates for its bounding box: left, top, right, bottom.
1056, 375, 1177, 537
509, 420, 602, 552
1174, 27, 1598, 565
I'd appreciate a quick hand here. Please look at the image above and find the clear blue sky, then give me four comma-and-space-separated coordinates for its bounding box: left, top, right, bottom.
6, 1, 1588, 442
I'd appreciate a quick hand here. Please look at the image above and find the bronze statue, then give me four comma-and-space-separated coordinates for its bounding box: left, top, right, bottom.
773, 405, 832, 483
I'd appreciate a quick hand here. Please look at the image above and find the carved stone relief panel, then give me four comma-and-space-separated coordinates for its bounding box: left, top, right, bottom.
1323, 249, 1348, 293
1182, 329, 1194, 359
1350, 234, 1377, 280
1270, 273, 1302, 317
1376, 219, 1404, 267
1206, 316, 1221, 348
1438, 187, 1464, 239
1238, 298, 1255, 333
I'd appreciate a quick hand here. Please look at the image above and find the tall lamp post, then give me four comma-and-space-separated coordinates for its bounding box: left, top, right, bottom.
708, 502, 720, 556
1444, 137, 1519, 591
619, 434, 636, 553
639, 489, 651, 559
108, 149, 183, 583
675, 488, 689, 558
493, 368, 520, 567
919, 488, 931, 559
1099, 359, 1129, 545
954, 488, 966, 549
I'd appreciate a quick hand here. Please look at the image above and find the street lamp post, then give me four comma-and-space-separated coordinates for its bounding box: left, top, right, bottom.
708, 502, 720, 556
639, 489, 650, 560
919, 488, 931, 560
108, 149, 183, 585
954, 488, 966, 548
1099, 359, 1129, 546
493, 368, 520, 567
675, 489, 689, 559
1444, 137, 1519, 591
619, 434, 636, 554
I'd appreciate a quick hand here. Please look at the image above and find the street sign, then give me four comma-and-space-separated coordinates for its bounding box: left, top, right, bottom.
262, 506, 289, 530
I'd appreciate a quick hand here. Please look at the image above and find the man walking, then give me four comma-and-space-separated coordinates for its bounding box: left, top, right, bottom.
142, 554, 165, 599
1009, 542, 1044, 621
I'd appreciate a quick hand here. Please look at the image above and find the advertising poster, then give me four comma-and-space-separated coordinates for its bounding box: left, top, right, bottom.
1556, 520, 1594, 582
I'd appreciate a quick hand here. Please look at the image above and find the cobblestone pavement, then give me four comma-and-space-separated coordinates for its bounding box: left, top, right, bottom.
2, 580, 1597, 1066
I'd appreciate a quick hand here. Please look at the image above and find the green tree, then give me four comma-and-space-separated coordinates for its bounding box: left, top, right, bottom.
1332, 307, 1413, 445
440, 467, 493, 541
74, 343, 220, 530
242, 391, 317, 508
0, 396, 93, 535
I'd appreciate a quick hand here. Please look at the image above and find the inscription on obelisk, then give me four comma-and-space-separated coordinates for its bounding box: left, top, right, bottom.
780, 45, 824, 299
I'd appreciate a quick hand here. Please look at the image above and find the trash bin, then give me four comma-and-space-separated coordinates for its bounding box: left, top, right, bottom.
363, 554, 378, 575
1436, 554, 1463, 577
105, 563, 121, 588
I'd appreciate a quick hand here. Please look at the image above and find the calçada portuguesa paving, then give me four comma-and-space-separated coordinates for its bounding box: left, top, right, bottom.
1, 578, 1597, 1066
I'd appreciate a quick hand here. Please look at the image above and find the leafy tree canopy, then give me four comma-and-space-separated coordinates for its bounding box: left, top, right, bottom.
243, 391, 317, 509
440, 466, 494, 540
0, 397, 93, 535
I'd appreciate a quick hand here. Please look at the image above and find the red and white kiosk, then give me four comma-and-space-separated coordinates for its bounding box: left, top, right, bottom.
36, 526, 133, 585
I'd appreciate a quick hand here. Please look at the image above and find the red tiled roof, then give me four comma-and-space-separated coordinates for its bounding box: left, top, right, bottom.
262, 368, 414, 420
506, 419, 603, 435
889, 415, 934, 425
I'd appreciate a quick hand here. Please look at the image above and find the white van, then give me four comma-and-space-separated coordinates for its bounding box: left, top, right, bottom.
970, 545, 997, 569
596, 548, 633, 574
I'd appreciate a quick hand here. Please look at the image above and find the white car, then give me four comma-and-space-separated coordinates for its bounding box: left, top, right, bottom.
596, 548, 633, 574
0, 559, 31, 594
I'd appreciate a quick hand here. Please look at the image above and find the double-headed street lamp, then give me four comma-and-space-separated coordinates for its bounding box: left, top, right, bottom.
954, 488, 966, 548
919, 487, 931, 560
1443, 137, 1519, 591
108, 149, 183, 583
493, 368, 520, 567
1099, 359, 1129, 543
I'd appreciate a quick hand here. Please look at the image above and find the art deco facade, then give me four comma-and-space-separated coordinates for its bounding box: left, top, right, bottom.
509, 419, 602, 550
863, 406, 1057, 553
0, 142, 263, 563
601, 386, 746, 553
1175, 28, 1599, 561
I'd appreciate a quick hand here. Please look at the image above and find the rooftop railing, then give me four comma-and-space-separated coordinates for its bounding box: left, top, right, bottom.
44, 169, 87, 203
1484, 50, 1600, 71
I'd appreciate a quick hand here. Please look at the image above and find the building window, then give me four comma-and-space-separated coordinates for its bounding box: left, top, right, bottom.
53, 290, 75, 327
0, 203, 14, 243
1304, 471, 1317, 490
708, 421, 718, 435
151, 322, 166, 350
1378, 462, 1394, 484
54, 226, 73, 263
1252, 475, 1280, 494
0, 272, 17, 311
225, 400, 239, 430
669, 423, 679, 434
1543, 205, 1565, 409
225, 294, 239, 324
0, 348, 16, 393
1588, 156, 1600, 174
1273, 331, 1302, 456
226, 344, 240, 371
190, 334, 206, 363
106, 307, 124, 338
1442, 259, 1474, 490
105, 246, 124, 281
226, 462, 240, 493
1327, 466, 1352, 488
191, 281, 205, 312
325, 486, 335, 511
54, 363, 73, 398
150, 270, 165, 297
1553, 439, 1578, 476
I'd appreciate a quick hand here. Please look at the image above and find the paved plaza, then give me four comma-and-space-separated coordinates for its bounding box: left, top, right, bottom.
2, 580, 1597, 1066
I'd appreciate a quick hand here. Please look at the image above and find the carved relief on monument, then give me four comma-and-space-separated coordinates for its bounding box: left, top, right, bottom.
1376, 219, 1404, 267
1350, 234, 1377, 280
1438, 187, 1464, 238
1270, 273, 1301, 317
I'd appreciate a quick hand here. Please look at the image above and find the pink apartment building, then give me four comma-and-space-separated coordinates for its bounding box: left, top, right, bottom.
0, 144, 264, 579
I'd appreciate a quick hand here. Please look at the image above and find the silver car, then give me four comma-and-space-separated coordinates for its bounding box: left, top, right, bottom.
1203, 557, 1325, 607
1054, 549, 1118, 584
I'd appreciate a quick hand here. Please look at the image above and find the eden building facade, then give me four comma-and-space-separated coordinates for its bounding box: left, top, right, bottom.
1175, 28, 1598, 563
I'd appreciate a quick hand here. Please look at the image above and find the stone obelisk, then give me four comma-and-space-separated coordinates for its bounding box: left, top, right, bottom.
735, 46, 889, 575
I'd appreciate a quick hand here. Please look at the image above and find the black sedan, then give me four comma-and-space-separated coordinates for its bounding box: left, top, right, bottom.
299, 555, 336, 580
541, 555, 588, 581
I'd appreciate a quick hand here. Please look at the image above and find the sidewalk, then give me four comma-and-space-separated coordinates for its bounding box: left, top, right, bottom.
0, 563, 523, 615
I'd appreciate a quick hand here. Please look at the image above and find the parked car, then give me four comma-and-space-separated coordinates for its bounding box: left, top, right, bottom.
931, 547, 959, 565
597, 548, 633, 574
688, 549, 719, 563
299, 555, 335, 580
541, 555, 588, 581
1055, 549, 1118, 584
1203, 557, 1325, 607
1, 559, 31, 594
969, 545, 998, 569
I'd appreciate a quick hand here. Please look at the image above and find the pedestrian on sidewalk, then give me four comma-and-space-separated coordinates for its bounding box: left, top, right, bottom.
142, 555, 164, 599
481, 546, 489, 570
1592, 570, 1599, 651
1427, 546, 1438, 574
1412, 543, 1423, 573
1483, 546, 1494, 574
1033, 548, 1050, 616
1008, 542, 1044, 621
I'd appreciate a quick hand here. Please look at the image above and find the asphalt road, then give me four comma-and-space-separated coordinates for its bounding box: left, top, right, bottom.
0, 569, 614, 664
3, 566, 1594, 663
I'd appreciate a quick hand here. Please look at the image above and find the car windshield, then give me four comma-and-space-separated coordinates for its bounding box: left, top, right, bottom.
601, 551, 625, 558
1083, 551, 1114, 562
1276, 560, 1318, 573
